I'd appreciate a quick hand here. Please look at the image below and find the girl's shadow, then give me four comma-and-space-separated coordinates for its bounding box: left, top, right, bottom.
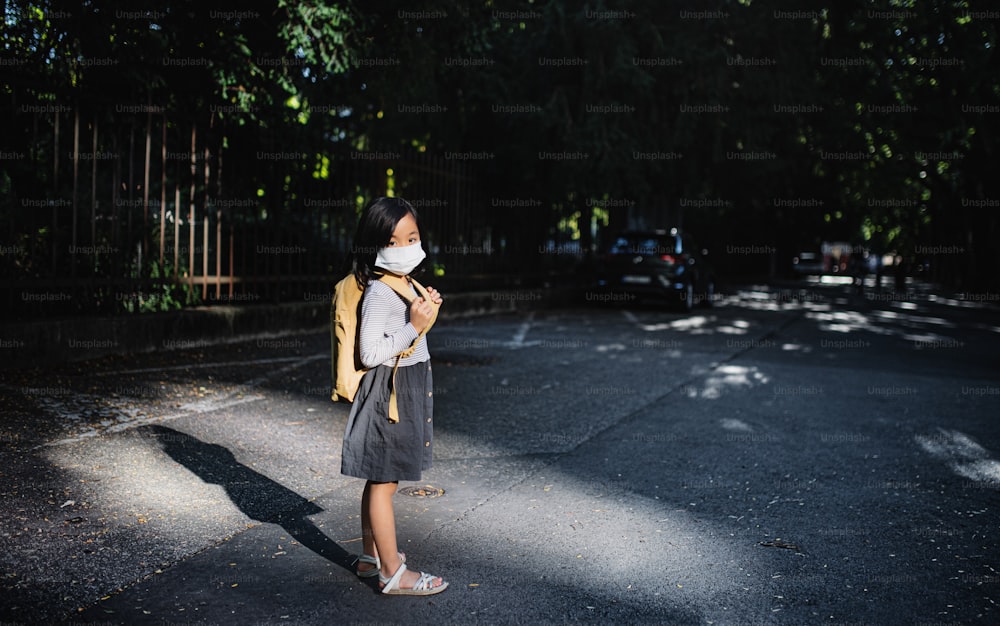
139, 424, 355, 572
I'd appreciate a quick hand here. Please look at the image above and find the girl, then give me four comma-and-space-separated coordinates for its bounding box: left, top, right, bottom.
340, 197, 448, 596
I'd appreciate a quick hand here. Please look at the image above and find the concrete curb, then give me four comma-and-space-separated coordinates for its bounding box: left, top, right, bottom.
0, 287, 579, 370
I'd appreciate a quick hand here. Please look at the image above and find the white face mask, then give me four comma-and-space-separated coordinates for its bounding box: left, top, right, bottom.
376, 243, 426, 276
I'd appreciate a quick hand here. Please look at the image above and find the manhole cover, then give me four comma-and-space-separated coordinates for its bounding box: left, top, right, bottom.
398, 485, 445, 498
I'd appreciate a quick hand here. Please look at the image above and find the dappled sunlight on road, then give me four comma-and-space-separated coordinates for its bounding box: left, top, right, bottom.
699, 364, 771, 400
805, 310, 890, 335
870, 308, 954, 328
778, 342, 812, 354
628, 313, 714, 333
719, 418, 753, 432
916, 428, 1000, 488
627, 314, 757, 336
716, 319, 751, 336
927, 293, 1000, 312
667, 315, 713, 333
622, 309, 768, 339
594, 342, 629, 353
806, 305, 967, 348
729, 286, 834, 313
683, 364, 771, 400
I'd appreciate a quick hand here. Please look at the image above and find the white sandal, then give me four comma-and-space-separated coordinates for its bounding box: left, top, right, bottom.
355, 552, 406, 578
379, 563, 449, 596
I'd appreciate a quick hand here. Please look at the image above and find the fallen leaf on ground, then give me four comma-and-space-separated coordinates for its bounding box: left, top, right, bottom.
759, 539, 800, 551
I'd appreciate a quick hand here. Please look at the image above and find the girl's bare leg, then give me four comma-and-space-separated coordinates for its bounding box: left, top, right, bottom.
358, 481, 377, 573
359, 481, 408, 576
366, 480, 443, 590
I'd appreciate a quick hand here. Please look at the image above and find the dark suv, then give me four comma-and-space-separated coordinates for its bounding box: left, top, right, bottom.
595, 229, 715, 311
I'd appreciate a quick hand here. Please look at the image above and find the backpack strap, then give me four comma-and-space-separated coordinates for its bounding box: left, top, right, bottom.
375, 273, 440, 423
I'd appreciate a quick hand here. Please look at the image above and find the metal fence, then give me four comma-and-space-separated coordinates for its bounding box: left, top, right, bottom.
1, 100, 523, 320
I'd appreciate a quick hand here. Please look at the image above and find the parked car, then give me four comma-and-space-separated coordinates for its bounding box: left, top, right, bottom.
595, 228, 715, 311
791, 251, 824, 276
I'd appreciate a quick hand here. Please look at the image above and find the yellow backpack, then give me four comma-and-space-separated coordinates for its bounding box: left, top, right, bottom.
330, 272, 439, 421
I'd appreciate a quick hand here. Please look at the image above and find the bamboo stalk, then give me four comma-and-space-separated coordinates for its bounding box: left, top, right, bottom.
203, 131, 211, 301
71, 109, 79, 278
91, 118, 97, 248
143, 104, 152, 264
52, 110, 59, 273
188, 124, 196, 297
160, 114, 166, 267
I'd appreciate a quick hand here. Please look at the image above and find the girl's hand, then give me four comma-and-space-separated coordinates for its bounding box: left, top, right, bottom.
425, 286, 443, 305
410, 297, 435, 333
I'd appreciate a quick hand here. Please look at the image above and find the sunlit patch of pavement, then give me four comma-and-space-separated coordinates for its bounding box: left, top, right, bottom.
916, 428, 1000, 489
9, 355, 326, 449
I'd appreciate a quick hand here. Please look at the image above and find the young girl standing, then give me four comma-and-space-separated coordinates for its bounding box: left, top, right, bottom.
340, 197, 448, 595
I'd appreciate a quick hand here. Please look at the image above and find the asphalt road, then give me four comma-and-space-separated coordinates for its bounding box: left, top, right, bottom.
1, 279, 998, 625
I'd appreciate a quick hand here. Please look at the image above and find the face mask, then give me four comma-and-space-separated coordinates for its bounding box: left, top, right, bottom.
376, 243, 426, 276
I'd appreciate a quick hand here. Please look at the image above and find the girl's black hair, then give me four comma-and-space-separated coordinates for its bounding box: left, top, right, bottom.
350, 196, 419, 287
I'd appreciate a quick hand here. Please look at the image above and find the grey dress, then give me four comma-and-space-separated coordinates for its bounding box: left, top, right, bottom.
340, 280, 434, 482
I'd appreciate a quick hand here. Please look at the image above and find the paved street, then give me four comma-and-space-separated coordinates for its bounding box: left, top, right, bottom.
2, 280, 998, 624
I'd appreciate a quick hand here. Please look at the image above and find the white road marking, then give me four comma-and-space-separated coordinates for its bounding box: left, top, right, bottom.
36, 354, 327, 448
95, 355, 311, 377
503, 311, 541, 348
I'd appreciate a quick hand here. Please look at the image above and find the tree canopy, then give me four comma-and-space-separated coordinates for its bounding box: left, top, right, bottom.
2, 0, 998, 309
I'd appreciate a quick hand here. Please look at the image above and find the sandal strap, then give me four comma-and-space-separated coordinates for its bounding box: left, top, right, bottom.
380, 563, 408, 593
358, 551, 405, 567
411, 571, 440, 591
357, 554, 380, 567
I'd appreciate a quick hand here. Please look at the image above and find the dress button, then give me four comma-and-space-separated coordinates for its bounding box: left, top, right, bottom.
428, 391, 433, 397
425, 441, 430, 447
426, 418, 432, 423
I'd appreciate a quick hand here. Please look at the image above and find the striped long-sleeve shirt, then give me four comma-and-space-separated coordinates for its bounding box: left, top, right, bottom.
358, 279, 430, 368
